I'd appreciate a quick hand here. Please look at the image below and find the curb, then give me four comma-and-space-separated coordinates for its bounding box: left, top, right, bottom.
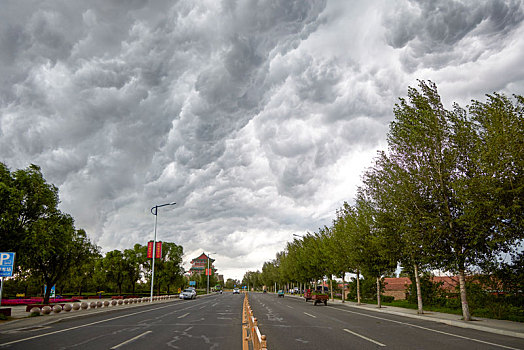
1, 294, 216, 332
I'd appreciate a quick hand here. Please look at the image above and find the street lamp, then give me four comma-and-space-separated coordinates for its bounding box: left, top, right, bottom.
207, 252, 216, 295
150, 202, 176, 302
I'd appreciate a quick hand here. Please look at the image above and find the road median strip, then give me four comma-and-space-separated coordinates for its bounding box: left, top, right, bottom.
242, 293, 268, 350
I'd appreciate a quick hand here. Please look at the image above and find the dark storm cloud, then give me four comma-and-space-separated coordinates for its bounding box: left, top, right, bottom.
384, 0, 524, 70
1, 0, 523, 279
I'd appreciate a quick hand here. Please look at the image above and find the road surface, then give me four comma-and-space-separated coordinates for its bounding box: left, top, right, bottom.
0, 293, 243, 349
248, 292, 524, 350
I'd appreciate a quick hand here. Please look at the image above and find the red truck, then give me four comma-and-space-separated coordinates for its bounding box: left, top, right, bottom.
304, 289, 328, 306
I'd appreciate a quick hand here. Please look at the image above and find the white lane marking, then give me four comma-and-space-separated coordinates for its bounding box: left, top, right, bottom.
286, 305, 294, 309
184, 326, 193, 332
333, 307, 520, 350
0, 304, 176, 347
303, 312, 317, 318
178, 313, 190, 319
110, 330, 152, 349
343, 328, 386, 347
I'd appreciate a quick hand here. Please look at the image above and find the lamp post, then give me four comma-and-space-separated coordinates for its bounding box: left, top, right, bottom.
150, 202, 176, 302
207, 252, 216, 295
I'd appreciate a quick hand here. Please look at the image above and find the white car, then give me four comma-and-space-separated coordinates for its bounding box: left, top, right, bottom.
233, 288, 240, 294
179, 288, 197, 299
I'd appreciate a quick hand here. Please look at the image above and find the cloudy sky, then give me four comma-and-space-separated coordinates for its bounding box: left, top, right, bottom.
1, 0, 523, 280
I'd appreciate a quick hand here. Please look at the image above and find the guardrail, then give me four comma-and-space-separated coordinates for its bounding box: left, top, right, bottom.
242, 293, 267, 350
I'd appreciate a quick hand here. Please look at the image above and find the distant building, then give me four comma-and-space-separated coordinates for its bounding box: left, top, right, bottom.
383, 276, 460, 300
189, 252, 216, 275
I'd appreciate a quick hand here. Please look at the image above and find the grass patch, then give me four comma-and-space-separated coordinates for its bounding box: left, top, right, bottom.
347, 298, 522, 322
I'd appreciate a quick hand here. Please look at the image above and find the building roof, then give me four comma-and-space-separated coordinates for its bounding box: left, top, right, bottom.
191, 252, 215, 263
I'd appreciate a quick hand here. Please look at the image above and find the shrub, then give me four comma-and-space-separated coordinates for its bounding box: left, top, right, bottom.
381, 295, 395, 303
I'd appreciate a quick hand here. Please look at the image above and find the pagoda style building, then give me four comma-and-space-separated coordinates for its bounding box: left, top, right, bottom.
189, 252, 216, 275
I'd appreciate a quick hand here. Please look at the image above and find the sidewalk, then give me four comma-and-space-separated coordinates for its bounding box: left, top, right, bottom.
0, 296, 183, 332
289, 294, 524, 339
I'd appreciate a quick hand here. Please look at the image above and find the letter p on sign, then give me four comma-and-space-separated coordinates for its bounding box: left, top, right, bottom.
0, 252, 15, 277
0, 253, 11, 265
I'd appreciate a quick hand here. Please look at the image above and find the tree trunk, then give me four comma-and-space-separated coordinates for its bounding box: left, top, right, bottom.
376, 277, 382, 308
356, 269, 361, 305
43, 282, 52, 304
342, 273, 345, 303
414, 263, 424, 314
458, 269, 471, 321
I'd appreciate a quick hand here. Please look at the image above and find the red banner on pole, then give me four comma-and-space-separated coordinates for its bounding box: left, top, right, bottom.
147, 241, 154, 258
155, 241, 162, 258
206, 268, 211, 276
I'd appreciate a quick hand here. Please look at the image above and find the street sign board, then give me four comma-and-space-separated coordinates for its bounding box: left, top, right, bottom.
44, 285, 56, 298
155, 241, 162, 258
189, 280, 196, 286
0, 252, 15, 277
147, 241, 154, 258
147, 241, 162, 258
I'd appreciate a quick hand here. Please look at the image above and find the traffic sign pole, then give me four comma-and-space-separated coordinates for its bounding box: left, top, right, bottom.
0, 252, 15, 307
0, 277, 4, 307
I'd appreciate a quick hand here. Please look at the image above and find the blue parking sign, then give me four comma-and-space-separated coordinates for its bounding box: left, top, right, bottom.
0, 252, 15, 277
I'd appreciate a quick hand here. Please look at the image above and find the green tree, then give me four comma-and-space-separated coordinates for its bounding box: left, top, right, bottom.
102, 250, 131, 295
468, 93, 523, 243
353, 194, 398, 308
0, 164, 60, 262
328, 202, 359, 302
63, 247, 102, 296
123, 244, 147, 294
224, 278, 240, 290
155, 242, 184, 294
21, 214, 97, 303
386, 81, 523, 320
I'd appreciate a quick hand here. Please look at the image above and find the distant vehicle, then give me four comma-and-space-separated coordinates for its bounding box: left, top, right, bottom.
179, 288, 197, 300
277, 290, 285, 298
263, 290, 267, 293
233, 288, 240, 294
304, 288, 328, 305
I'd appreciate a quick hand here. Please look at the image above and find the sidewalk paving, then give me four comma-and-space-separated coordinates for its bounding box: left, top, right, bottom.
286, 293, 524, 339
0, 296, 184, 332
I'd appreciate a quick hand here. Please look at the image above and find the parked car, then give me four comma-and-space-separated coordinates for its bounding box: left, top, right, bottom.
179, 288, 197, 300
233, 288, 240, 294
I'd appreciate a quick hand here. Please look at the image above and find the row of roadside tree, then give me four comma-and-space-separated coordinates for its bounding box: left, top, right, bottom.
0, 163, 193, 303
250, 81, 523, 321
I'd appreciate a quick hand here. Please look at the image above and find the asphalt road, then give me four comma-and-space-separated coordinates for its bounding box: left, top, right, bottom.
0, 293, 243, 349
248, 293, 524, 350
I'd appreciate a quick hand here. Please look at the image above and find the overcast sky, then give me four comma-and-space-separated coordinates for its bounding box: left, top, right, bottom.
1, 0, 523, 280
